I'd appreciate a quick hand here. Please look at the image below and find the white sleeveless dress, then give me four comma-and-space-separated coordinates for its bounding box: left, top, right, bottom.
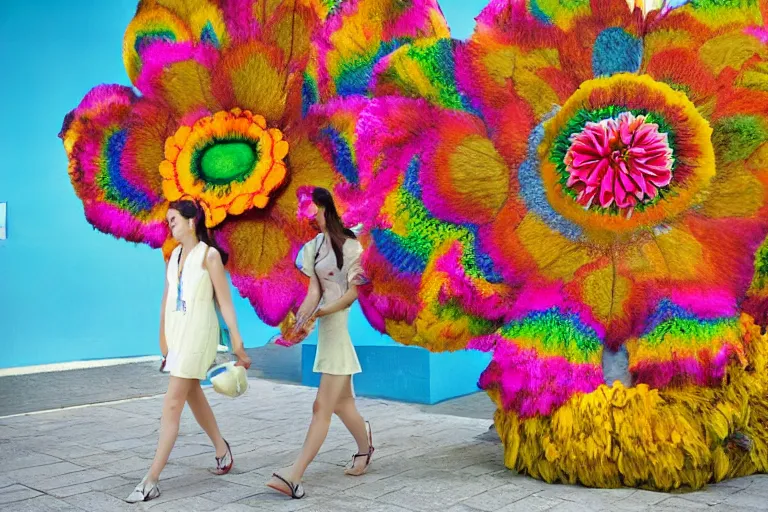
164, 242, 219, 380
298, 235, 366, 376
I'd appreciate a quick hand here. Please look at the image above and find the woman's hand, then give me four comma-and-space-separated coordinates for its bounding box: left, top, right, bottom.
231, 332, 251, 369
234, 348, 251, 370
294, 312, 310, 328
295, 313, 317, 334
315, 307, 329, 318
296, 304, 315, 325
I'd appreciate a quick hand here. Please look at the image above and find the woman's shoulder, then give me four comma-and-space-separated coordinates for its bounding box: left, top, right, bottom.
203, 243, 219, 257
201, 244, 224, 268
169, 244, 182, 259
305, 233, 325, 251
343, 236, 363, 253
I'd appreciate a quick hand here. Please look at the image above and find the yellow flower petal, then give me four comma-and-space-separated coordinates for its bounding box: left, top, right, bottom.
159, 160, 176, 179
162, 179, 182, 201
228, 194, 252, 215
174, 125, 192, 147
269, 127, 284, 142
247, 124, 264, 140
206, 206, 227, 228
263, 162, 287, 192
274, 140, 289, 160
252, 194, 269, 209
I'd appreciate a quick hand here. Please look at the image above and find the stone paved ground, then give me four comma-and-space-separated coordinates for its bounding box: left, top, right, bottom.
1, 377, 767, 511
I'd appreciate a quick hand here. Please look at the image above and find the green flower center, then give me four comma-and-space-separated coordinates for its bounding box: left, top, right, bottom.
195, 139, 259, 185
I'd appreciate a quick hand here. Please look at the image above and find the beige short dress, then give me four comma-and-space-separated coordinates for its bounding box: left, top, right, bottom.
298, 234, 366, 376
164, 242, 219, 380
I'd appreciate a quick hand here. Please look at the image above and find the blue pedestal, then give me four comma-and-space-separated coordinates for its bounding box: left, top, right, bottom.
301, 342, 491, 405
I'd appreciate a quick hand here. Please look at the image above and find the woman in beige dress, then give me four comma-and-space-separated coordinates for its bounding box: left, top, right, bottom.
267, 188, 373, 499
126, 199, 251, 503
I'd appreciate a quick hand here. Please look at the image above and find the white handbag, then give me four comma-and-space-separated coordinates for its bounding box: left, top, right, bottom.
207, 362, 248, 398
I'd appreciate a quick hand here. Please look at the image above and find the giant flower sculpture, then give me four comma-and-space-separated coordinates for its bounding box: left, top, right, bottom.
60, 0, 364, 326
60, 0, 451, 326
313, 0, 768, 490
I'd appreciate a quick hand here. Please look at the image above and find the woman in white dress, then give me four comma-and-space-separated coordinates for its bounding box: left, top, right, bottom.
126, 199, 251, 503
267, 188, 373, 499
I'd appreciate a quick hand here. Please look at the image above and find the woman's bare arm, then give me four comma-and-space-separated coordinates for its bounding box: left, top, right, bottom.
296, 275, 322, 323
206, 248, 251, 368
316, 285, 358, 317
159, 264, 169, 357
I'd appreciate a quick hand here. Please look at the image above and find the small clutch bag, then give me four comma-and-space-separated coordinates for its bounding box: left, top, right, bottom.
272, 310, 319, 347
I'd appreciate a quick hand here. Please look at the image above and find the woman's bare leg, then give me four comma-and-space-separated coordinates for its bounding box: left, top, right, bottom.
186, 381, 227, 457
147, 377, 195, 482
269, 374, 347, 489
333, 378, 370, 471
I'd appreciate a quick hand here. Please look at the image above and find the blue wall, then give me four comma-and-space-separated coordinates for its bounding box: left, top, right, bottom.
0, 1, 486, 370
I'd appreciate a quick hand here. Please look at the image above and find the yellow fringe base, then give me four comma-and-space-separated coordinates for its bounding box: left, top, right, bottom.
489, 314, 768, 491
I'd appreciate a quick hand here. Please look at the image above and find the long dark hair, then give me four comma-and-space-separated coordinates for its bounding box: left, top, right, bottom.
313, 187, 355, 270
168, 199, 229, 265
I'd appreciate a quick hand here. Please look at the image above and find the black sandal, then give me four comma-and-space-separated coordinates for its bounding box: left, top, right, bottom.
345, 421, 374, 476
211, 439, 233, 475
267, 473, 305, 499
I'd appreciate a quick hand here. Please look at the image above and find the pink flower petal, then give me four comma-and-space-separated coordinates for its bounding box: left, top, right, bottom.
564, 112, 674, 213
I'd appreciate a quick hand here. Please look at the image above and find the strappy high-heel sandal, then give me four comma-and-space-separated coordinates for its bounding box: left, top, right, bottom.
345, 421, 374, 476
211, 439, 233, 475
125, 477, 160, 503
267, 472, 305, 499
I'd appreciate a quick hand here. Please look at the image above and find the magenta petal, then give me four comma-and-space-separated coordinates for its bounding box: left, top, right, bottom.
620, 121, 633, 146
586, 158, 608, 187
619, 169, 638, 195
599, 166, 616, 207
614, 172, 631, 208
